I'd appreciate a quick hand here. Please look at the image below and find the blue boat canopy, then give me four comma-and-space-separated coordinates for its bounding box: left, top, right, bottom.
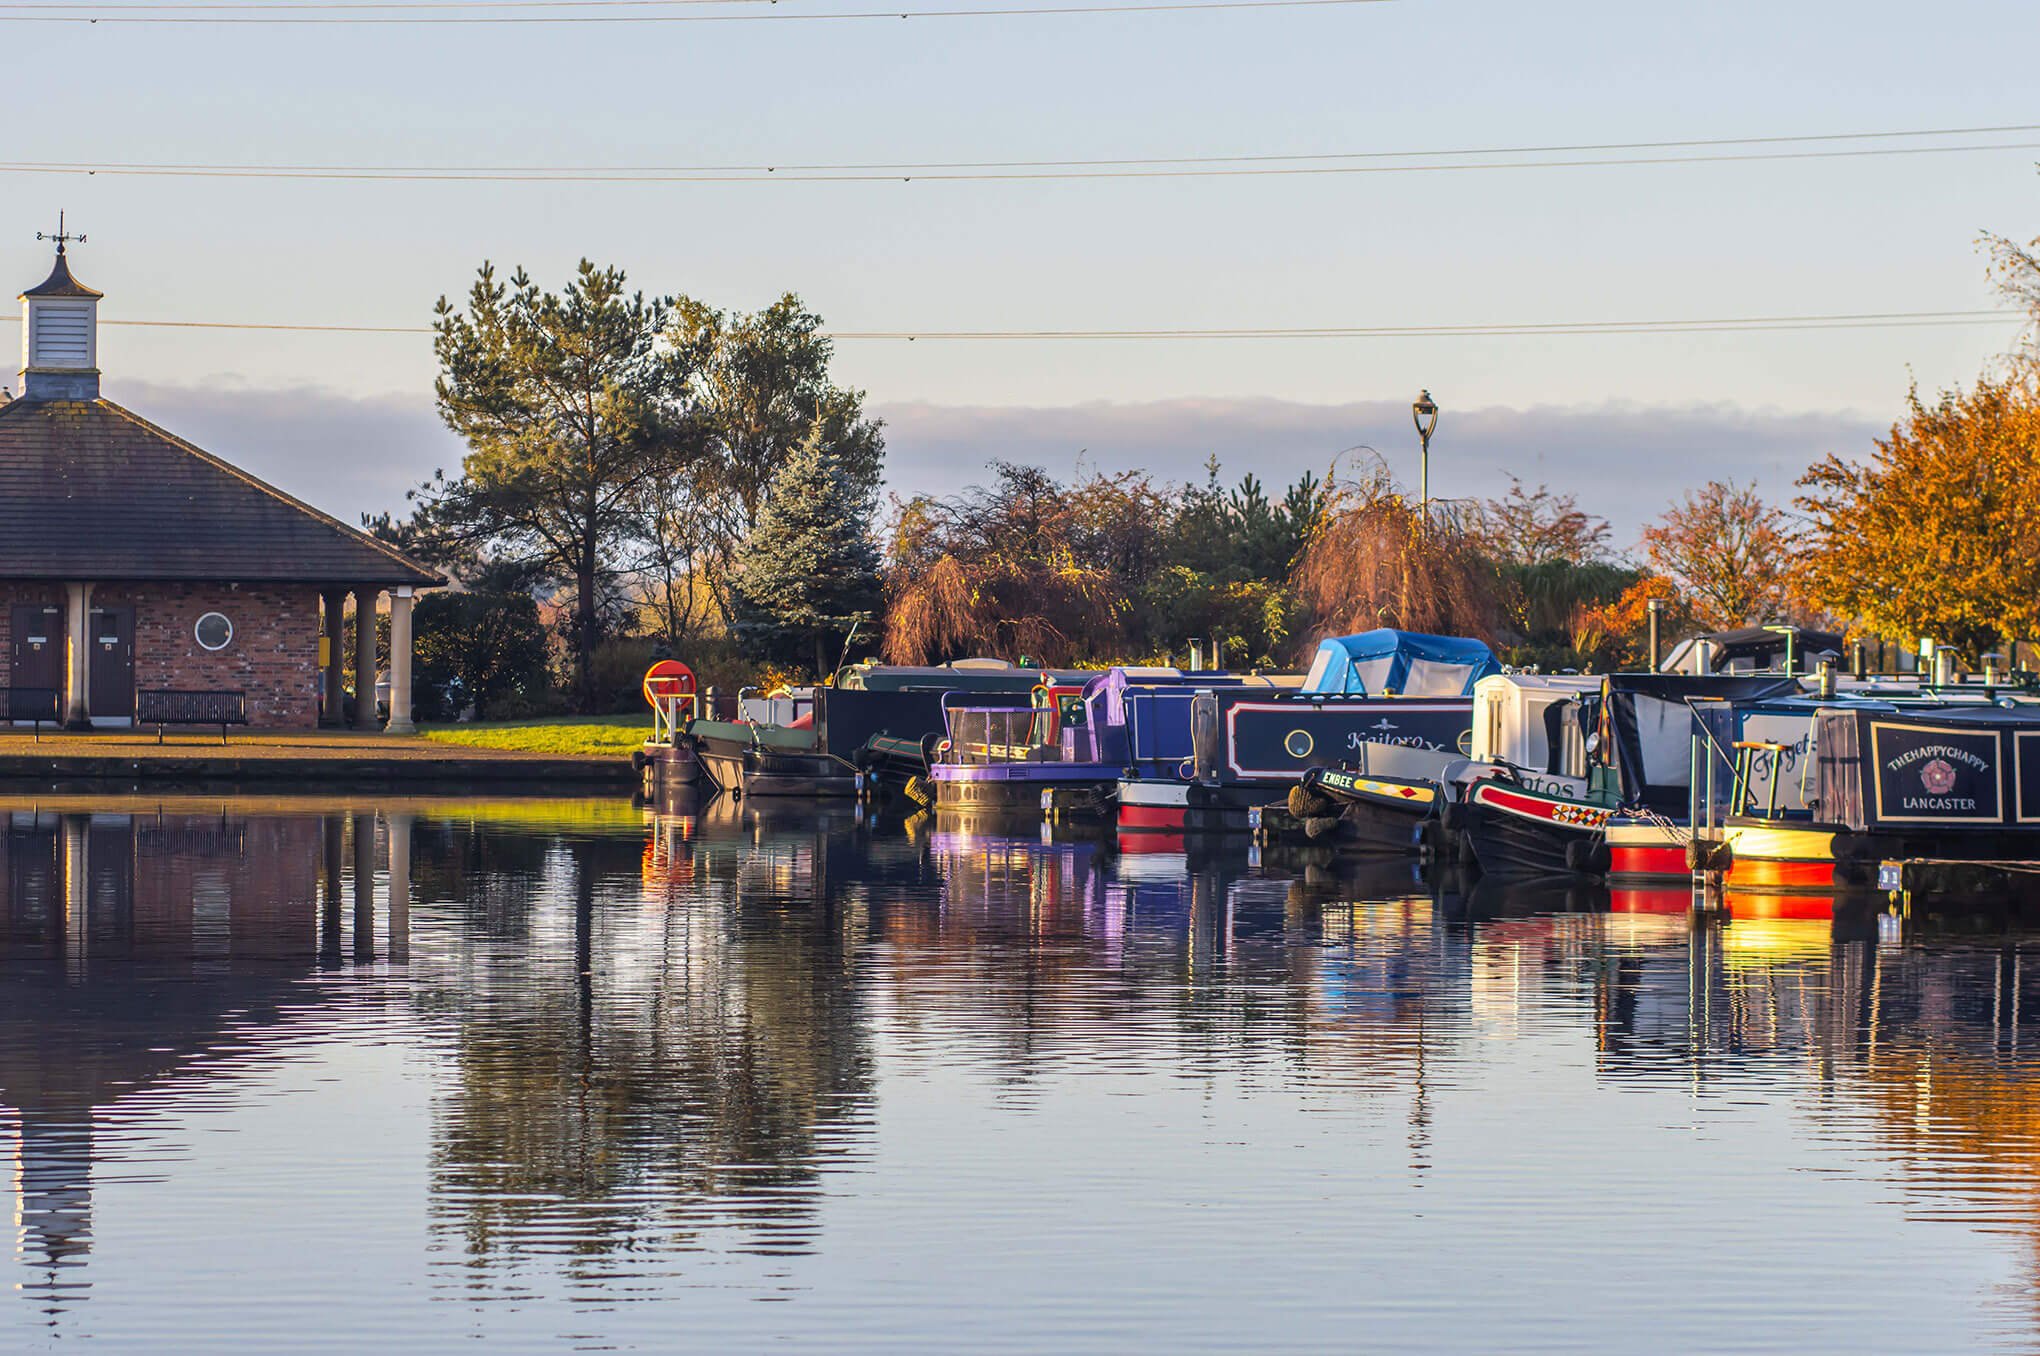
1301, 630, 1498, 696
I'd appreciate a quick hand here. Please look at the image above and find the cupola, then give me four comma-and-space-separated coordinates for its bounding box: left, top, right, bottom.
18, 216, 101, 401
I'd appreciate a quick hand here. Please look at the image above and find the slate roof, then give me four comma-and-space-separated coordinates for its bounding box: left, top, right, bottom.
0, 397, 440, 586
20, 252, 102, 300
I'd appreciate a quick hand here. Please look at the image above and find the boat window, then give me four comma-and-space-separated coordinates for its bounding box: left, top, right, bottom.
1304, 646, 1341, 691
1352, 657, 1394, 695
1405, 658, 1477, 696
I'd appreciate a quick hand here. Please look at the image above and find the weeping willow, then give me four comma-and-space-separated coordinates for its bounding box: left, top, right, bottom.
1289, 484, 1500, 651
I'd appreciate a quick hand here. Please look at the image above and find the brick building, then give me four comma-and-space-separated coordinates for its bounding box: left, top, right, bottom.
0, 239, 439, 730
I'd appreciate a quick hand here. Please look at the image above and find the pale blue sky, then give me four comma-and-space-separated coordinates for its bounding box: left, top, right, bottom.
2, 0, 2037, 535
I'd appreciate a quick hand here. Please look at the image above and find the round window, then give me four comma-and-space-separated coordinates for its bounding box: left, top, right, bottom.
195, 612, 234, 651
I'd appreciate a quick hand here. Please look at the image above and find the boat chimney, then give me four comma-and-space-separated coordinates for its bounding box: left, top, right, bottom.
1815, 659, 1837, 700
1188, 638, 1205, 671
1646, 598, 1663, 670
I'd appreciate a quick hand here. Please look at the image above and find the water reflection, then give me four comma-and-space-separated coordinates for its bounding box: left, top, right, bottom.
0, 791, 2039, 1350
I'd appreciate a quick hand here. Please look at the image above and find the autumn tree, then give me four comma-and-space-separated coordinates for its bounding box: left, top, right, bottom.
1571, 574, 1696, 669
426, 260, 690, 710
1797, 376, 2040, 659
882, 463, 1124, 665
1289, 468, 1501, 648
1638, 480, 1800, 629
1985, 225, 2040, 377
1469, 476, 1611, 566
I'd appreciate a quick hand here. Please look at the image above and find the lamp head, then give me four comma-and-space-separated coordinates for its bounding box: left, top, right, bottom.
1411, 389, 1439, 439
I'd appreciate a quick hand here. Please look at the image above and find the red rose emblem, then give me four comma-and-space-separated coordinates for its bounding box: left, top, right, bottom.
1921, 758, 1958, 795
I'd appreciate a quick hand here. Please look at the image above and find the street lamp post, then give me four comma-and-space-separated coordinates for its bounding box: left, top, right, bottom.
1411, 389, 1439, 517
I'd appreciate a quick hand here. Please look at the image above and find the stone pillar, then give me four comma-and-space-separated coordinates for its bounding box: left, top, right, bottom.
385, 810, 412, 964
352, 587, 380, 732
321, 590, 347, 726
385, 587, 416, 734
62, 581, 93, 730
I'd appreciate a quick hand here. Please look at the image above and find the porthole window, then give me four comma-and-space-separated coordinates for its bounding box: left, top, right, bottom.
195, 611, 234, 652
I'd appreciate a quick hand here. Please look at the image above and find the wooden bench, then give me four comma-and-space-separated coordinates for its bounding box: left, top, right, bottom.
0, 687, 60, 740
136, 689, 249, 744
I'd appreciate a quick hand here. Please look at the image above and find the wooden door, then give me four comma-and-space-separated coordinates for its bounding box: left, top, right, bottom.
88, 604, 135, 721
10, 603, 64, 696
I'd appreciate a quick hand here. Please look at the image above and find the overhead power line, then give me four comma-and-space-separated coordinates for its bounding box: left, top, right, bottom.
6, 124, 2035, 181
0, 0, 1390, 23
0, 308, 2017, 340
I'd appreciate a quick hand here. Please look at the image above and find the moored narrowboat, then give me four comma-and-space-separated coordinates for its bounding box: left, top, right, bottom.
1122, 630, 1495, 836
1454, 673, 1799, 878
1701, 702, 2040, 893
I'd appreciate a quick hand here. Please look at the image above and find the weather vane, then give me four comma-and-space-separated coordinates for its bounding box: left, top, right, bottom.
36, 212, 84, 256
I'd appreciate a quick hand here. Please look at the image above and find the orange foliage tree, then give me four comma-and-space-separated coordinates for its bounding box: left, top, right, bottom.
1638, 480, 1801, 629
1797, 376, 2040, 659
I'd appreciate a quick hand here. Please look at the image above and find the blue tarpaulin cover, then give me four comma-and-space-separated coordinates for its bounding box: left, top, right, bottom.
1301, 630, 1499, 696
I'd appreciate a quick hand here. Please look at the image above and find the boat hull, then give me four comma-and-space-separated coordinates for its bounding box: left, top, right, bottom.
1117, 780, 1265, 834
1303, 768, 1437, 854
1462, 780, 1611, 877
1604, 819, 1688, 882
933, 763, 1117, 813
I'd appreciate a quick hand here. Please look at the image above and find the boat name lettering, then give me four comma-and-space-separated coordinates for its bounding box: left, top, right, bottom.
1885, 743, 1992, 774
1902, 795, 1977, 811
1345, 732, 1446, 751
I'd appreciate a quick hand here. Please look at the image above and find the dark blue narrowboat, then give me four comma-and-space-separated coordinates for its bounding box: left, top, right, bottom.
1121, 631, 1497, 835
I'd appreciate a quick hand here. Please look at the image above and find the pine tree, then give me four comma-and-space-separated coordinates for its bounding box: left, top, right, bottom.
729, 429, 883, 676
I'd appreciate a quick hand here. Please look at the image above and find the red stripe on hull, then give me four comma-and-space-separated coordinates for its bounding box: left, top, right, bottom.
1727, 858, 1840, 893
1119, 804, 1187, 831
1608, 845, 1687, 879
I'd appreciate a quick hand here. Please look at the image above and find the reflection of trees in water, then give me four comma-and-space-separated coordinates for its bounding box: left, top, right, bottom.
416, 817, 874, 1273
1560, 908, 2040, 1340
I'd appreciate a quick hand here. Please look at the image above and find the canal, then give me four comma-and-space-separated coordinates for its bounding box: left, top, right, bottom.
2, 791, 2037, 1352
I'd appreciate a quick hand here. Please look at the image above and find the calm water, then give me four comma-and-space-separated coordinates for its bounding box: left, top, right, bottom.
2, 792, 2039, 1352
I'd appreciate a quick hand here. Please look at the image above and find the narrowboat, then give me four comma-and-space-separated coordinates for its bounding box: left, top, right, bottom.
1698, 699, 2040, 893
1119, 630, 1496, 835
1454, 673, 1799, 878
688, 661, 1083, 798
1304, 672, 1605, 854
930, 668, 1295, 814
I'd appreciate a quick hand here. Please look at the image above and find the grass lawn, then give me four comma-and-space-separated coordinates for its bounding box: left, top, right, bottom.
418, 712, 651, 757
